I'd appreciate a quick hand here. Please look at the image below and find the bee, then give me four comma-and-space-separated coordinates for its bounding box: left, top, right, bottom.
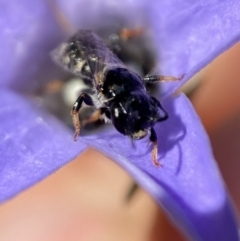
52, 30, 182, 166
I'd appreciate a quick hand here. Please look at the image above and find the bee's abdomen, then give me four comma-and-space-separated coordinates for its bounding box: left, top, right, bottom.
52, 30, 125, 80
70, 30, 124, 66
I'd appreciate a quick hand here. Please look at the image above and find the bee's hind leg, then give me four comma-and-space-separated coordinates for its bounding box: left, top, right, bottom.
119, 27, 144, 41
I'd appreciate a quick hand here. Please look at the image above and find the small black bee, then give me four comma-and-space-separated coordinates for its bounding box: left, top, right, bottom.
52, 30, 182, 166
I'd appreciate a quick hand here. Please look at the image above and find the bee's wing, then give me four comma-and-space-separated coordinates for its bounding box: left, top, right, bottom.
51, 30, 126, 83
86, 54, 107, 85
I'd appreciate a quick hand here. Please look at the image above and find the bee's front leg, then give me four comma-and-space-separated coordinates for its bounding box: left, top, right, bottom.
71, 93, 94, 141
149, 128, 162, 167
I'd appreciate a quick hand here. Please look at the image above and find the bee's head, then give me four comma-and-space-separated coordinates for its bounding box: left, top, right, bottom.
110, 91, 167, 139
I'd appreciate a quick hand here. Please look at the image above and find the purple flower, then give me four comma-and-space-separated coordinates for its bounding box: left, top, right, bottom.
0, 0, 239, 240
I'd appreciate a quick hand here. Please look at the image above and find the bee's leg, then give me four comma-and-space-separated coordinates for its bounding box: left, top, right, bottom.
119, 27, 144, 40
48, 0, 75, 35
82, 107, 109, 126
71, 93, 94, 141
143, 74, 184, 84
44, 80, 64, 93
149, 128, 162, 167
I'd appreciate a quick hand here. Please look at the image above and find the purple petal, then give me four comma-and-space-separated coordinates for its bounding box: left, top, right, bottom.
52, 0, 240, 96
149, 0, 240, 96
82, 94, 239, 241
0, 88, 87, 202
0, 1, 239, 240
54, 0, 147, 29
0, 0, 65, 91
